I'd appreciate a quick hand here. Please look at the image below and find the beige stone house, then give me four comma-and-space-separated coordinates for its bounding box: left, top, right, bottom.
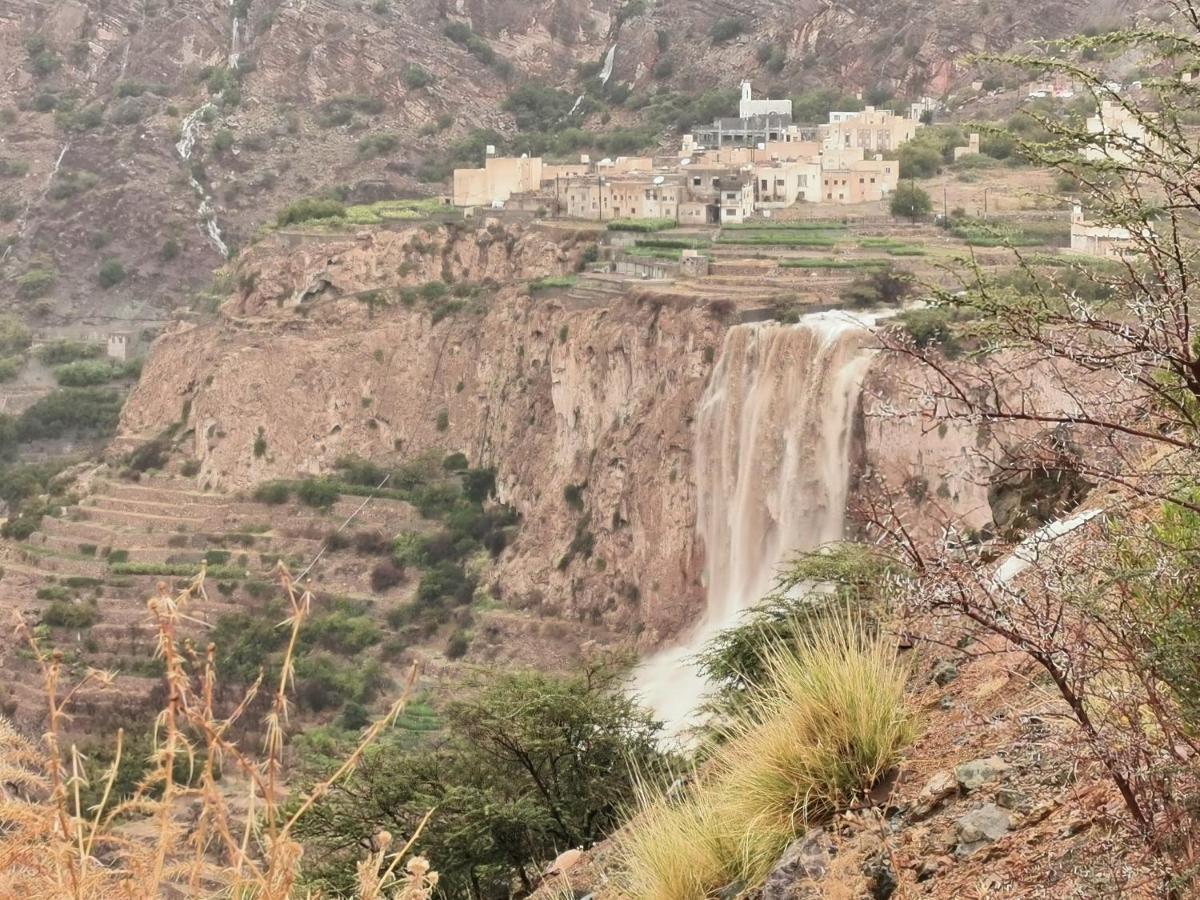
820, 107, 917, 154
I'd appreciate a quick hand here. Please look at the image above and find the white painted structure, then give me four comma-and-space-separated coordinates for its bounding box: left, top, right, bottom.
738, 80, 792, 118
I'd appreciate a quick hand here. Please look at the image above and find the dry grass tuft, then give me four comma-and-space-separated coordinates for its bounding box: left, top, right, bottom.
616, 616, 915, 898
0, 565, 436, 899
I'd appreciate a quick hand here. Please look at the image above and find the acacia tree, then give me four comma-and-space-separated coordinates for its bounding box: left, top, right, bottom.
864, 3, 1200, 891
294, 660, 670, 899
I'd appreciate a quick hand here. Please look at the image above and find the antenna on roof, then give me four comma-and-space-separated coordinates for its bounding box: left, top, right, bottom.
653, 175, 665, 185
680, 158, 692, 166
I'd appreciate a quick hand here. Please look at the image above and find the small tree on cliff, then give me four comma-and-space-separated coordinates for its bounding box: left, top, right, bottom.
866, 4, 1200, 890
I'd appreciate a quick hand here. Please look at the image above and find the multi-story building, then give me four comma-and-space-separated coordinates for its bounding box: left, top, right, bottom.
753, 159, 822, 208
820, 107, 917, 154
819, 149, 899, 204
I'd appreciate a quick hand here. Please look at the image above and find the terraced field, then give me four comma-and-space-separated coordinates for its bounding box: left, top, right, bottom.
0, 473, 434, 738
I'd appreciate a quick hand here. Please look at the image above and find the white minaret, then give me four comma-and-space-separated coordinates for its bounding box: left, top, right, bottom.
740, 80, 753, 116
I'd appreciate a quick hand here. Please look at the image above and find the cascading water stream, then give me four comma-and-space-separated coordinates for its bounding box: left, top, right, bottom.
633, 311, 882, 733
176, 103, 229, 259
598, 43, 618, 85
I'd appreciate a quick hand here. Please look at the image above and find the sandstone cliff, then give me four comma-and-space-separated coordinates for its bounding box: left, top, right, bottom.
120, 219, 1036, 646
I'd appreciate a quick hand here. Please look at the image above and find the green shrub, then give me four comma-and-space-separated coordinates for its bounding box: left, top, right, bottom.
296, 478, 340, 508
42, 599, 98, 628
370, 559, 406, 592
52, 359, 128, 387
253, 427, 267, 458
17, 388, 123, 442
0, 158, 30, 178
275, 198, 346, 227
416, 560, 472, 606
445, 629, 470, 659
606, 218, 675, 233
355, 132, 399, 159
47, 170, 98, 200
0, 315, 31, 355
98, 258, 127, 288
126, 437, 170, 472
889, 182, 933, 220
840, 266, 914, 308
404, 64, 435, 89
36, 341, 101, 365
442, 451, 468, 471
710, 16, 746, 43
15, 268, 55, 298
253, 481, 291, 504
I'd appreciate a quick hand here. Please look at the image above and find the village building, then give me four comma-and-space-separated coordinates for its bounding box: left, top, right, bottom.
953, 133, 981, 161
753, 158, 822, 208
1070, 204, 1136, 258
1083, 100, 1155, 164
820, 107, 917, 154
452, 152, 543, 206
738, 80, 791, 119
819, 149, 899, 204
691, 113, 797, 149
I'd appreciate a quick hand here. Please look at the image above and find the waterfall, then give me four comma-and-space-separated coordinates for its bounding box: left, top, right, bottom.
1, 142, 70, 265
598, 44, 617, 85
176, 103, 229, 259
634, 311, 881, 732
229, 15, 242, 68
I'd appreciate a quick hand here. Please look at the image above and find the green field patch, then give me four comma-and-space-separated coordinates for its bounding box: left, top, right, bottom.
529, 275, 578, 292
780, 257, 892, 269
717, 231, 842, 247
606, 218, 676, 232
723, 221, 849, 231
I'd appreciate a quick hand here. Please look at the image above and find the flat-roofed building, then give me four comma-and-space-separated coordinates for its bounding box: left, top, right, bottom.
452, 155, 543, 206
1070, 204, 1136, 258
820, 107, 917, 153
819, 150, 899, 203
1082, 100, 1157, 164
739, 80, 792, 118
753, 159, 822, 207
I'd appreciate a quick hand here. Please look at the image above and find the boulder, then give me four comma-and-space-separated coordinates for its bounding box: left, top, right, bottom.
954, 756, 1010, 792
911, 770, 957, 818
931, 659, 959, 686
760, 828, 833, 900
955, 803, 1012, 856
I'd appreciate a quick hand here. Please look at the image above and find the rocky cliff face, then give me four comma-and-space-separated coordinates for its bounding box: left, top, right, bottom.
122, 220, 725, 640
120, 219, 1020, 646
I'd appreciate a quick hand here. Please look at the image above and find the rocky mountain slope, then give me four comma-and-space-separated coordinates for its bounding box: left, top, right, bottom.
0, 0, 1142, 327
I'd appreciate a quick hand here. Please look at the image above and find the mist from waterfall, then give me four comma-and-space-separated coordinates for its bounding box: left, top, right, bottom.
633, 311, 880, 733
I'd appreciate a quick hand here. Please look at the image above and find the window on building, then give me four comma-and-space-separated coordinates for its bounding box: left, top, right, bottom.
725, 208, 736, 216
859, 178, 865, 184
692, 177, 701, 186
